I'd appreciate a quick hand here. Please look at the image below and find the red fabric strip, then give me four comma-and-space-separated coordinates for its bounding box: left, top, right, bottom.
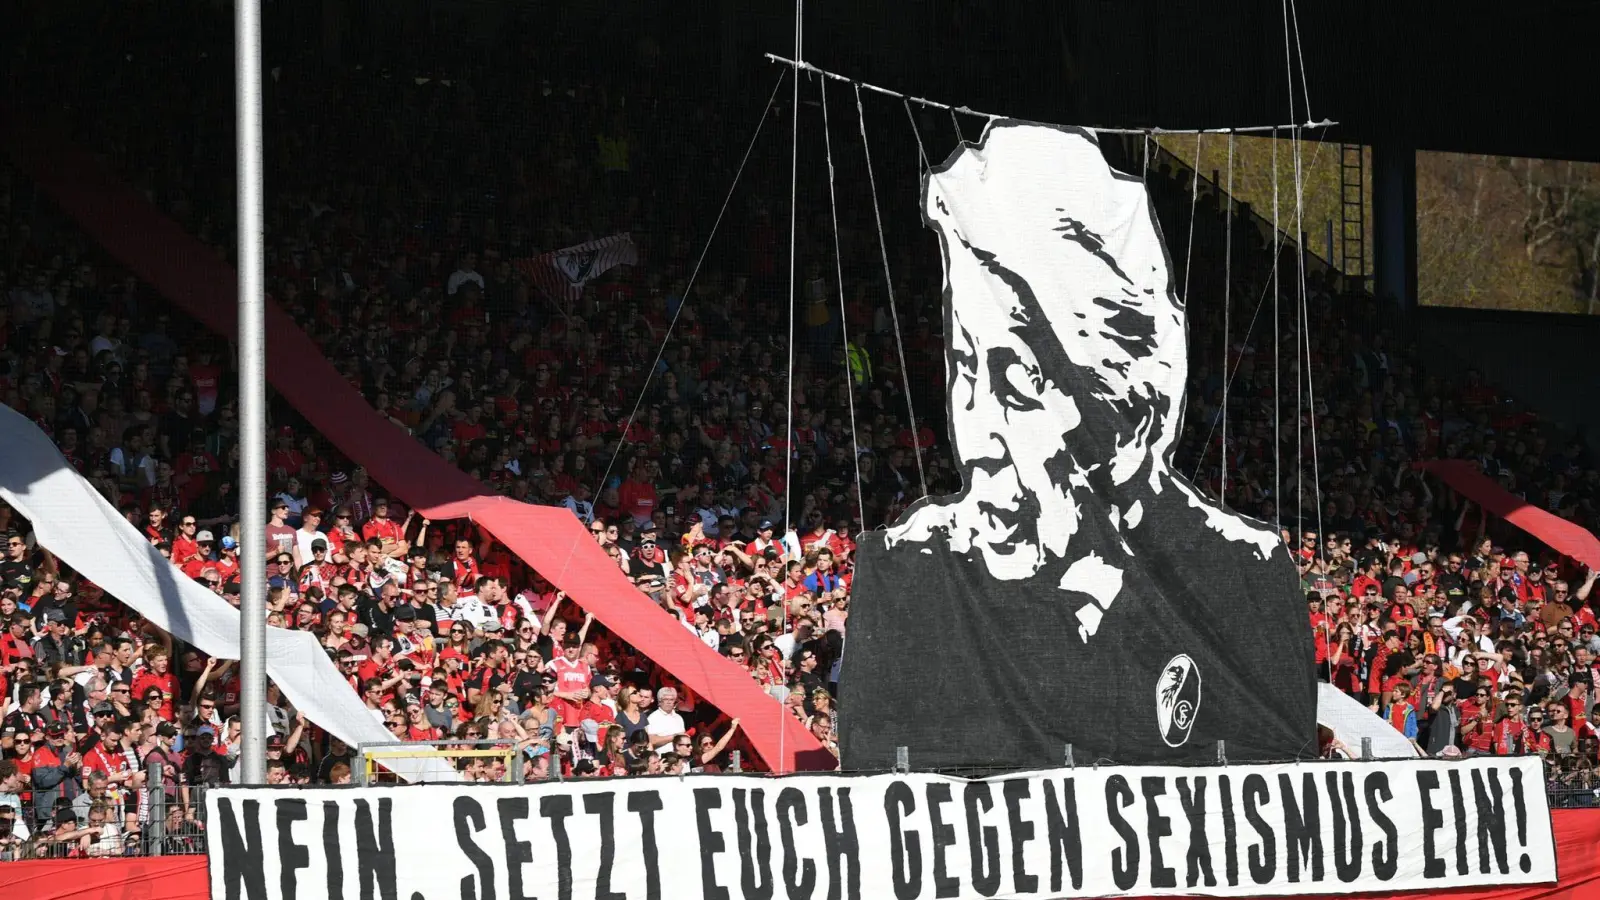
1417, 461, 1600, 572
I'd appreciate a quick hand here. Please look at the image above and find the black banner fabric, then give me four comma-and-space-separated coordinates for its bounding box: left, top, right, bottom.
839, 121, 1317, 769
205, 758, 1557, 900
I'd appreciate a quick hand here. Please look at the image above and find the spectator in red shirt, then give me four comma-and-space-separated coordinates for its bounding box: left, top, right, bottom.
130, 648, 178, 721
360, 498, 407, 558
548, 635, 592, 730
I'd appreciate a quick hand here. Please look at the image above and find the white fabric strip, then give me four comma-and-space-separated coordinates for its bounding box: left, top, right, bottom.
0, 403, 455, 783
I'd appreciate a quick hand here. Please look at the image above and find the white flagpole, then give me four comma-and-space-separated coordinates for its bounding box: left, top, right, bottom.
236, 0, 268, 785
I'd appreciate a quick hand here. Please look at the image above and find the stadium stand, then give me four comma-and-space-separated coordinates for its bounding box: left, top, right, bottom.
1, 0, 1597, 866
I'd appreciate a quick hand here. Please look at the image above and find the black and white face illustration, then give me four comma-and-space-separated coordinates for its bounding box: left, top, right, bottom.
887, 122, 1275, 595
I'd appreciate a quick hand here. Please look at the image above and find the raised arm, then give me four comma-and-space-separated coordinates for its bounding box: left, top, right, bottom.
699, 718, 740, 765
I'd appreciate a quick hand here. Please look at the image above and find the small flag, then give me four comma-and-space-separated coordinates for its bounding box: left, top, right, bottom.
514, 233, 638, 301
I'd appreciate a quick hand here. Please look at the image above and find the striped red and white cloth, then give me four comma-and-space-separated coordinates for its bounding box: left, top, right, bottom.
513, 232, 638, 301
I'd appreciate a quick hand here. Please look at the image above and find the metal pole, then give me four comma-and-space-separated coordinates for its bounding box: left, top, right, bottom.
147, 758, 166, 856
893, 746, 909, 774
235, 0, 268, 787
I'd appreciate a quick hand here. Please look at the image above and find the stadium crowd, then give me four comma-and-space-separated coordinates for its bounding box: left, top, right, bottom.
2, 0, 1599, 863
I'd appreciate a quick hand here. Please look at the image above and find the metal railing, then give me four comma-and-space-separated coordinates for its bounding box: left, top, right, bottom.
355, 739, 532, 786
1, 758, 207, 861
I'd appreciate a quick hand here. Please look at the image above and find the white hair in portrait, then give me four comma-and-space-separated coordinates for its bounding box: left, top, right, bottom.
887, 121, 1278, 589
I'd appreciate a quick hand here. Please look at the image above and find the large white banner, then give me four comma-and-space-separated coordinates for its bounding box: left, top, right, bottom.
206, 758, 1555, 900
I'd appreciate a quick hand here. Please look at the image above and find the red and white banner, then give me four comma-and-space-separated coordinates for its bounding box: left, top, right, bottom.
514, 232, 638, 301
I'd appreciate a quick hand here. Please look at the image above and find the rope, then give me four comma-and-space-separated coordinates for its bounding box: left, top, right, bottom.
1291, 124, 1326, 562
819, 78, 867, 530
856, 83, 928, 498
1294, 133, 1304, 541
1180, 133, 1202, 308
1272, 127, 1282, 536
1220, 130, 1234, 509
784, 0, 801, 532
780, 0, 803, 776
903, 98, 932, 173
592, 68, 787, 499
1287, 0, 1315, 124
1189, 247, 1271, 485
1187, 133, 1331, 487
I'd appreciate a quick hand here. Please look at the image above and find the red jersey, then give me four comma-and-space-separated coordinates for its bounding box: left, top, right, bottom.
449, 556, 481, 594
1495, 719, 1526, 755
132, 670, 179, 719
298, 562, 338, 595
579, 699, 616, 726
1367, 645, 1393, 696
214, 555, 241, 582
362, 517, 404, 546
83, 741, 131, 780
1386, 700, 1415, 736
171, 536, 202, 565
618, 480, 658, 523
1463, 711, 1497, 754
548, 657, 593, 726
1523, 728, 1552, 755
267, 448, 306, 478
1387, 603, 1420, 639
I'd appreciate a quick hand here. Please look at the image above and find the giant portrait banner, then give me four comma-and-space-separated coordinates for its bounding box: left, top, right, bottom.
205, 758, 1555, 900
839, 122, 1319, 770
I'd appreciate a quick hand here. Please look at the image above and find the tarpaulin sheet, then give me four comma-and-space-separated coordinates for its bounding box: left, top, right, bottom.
9, 811, 1599, 900
1417, 460, 1600, 572
5, 125, 823, 772
0, 404, 455, 784
840, 121, 1318, 769
1316, 682, 1421, 759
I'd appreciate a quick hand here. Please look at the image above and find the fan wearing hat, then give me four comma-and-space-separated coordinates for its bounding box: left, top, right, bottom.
361, 498, 407, 557
177, 529, 220, 580
299, 537, 339, 595
576, 673, 615, 724
291, 508, 328, 568
630, 522, 668, 571
745, 520, 781, 557
182, 726, 230, 787
31, 608, 78, 668
31, 720, 84, 826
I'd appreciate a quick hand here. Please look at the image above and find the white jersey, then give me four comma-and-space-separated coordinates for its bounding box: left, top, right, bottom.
450, 596, 498, 629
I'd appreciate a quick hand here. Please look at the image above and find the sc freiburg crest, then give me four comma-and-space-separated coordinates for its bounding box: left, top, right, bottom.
1156, 654, 1201, 747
